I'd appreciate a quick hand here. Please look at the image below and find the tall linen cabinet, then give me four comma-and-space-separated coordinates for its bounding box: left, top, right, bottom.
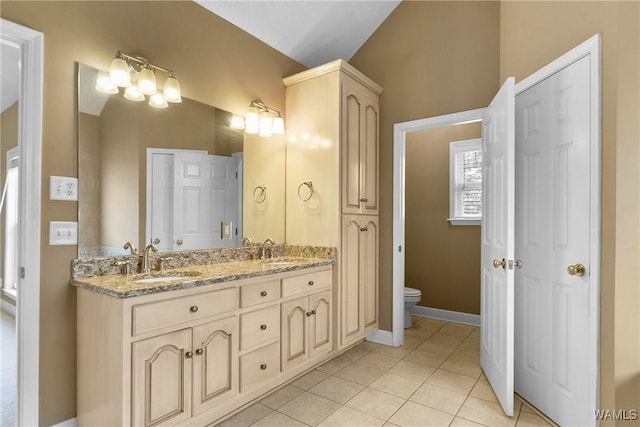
284, 60, 382, 349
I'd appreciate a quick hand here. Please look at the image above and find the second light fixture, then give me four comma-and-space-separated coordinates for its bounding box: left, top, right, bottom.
231, 101, 285, 137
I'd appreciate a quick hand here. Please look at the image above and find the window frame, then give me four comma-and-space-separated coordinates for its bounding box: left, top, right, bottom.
448, 138, 482, 225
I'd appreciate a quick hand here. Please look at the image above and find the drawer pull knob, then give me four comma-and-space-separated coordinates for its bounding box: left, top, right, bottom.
260, 364, 267, 370
185, 351, 193, 359
308, 281, 314, 286
190, 306, 199, 313
260, 291, 268, 297
195, 348, 203, 356
260, 324, 267, 330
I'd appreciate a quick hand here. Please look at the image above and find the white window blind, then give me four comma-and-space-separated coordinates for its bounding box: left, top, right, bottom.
449, 139, 482, 225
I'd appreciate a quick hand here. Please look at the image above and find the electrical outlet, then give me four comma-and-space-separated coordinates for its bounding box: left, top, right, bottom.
49, 221, 78, 245
50, 176, 78, 201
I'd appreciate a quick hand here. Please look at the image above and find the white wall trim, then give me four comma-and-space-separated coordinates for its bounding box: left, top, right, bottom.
410, 305, 480, 327
50, 417, 79, 427
1, 18, 43, 427
366, 329, 394, 346
392, 108, 484, 347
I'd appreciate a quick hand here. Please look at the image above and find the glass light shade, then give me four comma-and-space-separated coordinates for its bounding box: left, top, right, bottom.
109, 57, 131, 87
244, 107, 260, 134
138, 67, 157, 95
272, 116, 285, 134
230, 115, 245, 129
124, 85, 145, 102
95, 70, 118, 94
148, 93, 168, 109
259, 111, 273, 137
163, 76, 182, 103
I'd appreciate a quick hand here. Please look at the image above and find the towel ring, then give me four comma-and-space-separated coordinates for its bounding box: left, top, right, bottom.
253, 185, 267, 203
297, 181, 314, 201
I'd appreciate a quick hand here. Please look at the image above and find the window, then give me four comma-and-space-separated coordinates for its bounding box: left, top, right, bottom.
449, 138, 482, 225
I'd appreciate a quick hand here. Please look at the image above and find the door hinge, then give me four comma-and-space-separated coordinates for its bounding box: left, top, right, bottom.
235, 171, 238, 179
508, 260, 513, 270
20, 267, 25, 279
398, 245, 402, 252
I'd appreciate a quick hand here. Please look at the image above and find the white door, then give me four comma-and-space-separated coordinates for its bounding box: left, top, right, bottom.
149, 153, 175, 252
481, 77, 515, 416
515, 55, 592, 426
210, 155, 238, 248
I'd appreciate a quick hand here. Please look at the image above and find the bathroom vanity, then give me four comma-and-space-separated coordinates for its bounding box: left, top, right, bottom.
73, 255, 337, 426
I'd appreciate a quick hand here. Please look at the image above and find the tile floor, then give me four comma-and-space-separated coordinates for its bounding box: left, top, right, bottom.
218, 317, 555, 427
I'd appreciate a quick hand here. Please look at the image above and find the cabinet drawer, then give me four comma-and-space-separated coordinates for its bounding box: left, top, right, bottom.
282, 269, 332, 297
132, 287, 238, 336
240, 304, 280, 350
240, 280, 280, 308
240, 342, 280, 392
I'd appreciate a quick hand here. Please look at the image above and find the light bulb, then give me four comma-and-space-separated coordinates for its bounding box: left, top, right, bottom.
230, 115, 245, 129
245, 106, 260, 134
149, 93, 168, 109
259, 111, 273, 137
95, 70, 118, 94
163, 74, 182, 103
138, 66, 157, 95
109, 56, 131, 87
272, 116, 285, 134
124, 85, 145, 101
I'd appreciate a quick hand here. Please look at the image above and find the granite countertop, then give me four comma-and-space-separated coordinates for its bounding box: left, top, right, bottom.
71, 257, 334, 299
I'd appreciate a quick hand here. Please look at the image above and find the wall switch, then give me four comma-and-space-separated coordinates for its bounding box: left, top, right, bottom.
50, 176, 78, 201
49, 221, 78, 245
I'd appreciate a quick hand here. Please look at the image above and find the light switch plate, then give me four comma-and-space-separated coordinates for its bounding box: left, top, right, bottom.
50, 176, 78, 201
49, 221, 78, 245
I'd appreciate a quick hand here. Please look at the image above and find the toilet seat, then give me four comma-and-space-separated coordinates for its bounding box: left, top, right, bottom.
404, 287, 421, 297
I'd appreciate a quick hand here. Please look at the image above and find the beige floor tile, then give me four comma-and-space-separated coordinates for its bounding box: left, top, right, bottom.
317, 357, 352, 375
355, 352, 400, 371
439, 323, 475, 337
458, 337, 480, 352
291, 370, 330, 390
317, 405, 385, 427
250, 411, 309, 427
383, 422, 400, 427
440, 356, 482, 378
416, 318, 448, 329
337, 346, 370, 362
345, 387, 406, 421
468, 327, 481, 338
426, 369, 477, 394
516, 411, 554, 427
519, 402, 536, 414
404, 326, 436, 339
388, 401, 454, 427
309, 376, 365, 404
356, 341, 381, 352
368, 372, 423, 399
404, 347, 451, 368
450, 346, 480, 362
450, 416, 489, 427
260, 385, 305, 409
458, 396, 517, 427
469, 379, 498, 404
334, 362, 385, 386
387, 360, 436, 382
409, 383, 467, 415
372, 344, 414, 359
278, 392, 341, 426
422, 332, 466, 349
218, 403, 272, 427
401, 335, 426, 348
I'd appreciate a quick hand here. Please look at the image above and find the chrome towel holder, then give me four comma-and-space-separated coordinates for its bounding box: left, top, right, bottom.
297, 181, 314, 201
253, 185, 267, 203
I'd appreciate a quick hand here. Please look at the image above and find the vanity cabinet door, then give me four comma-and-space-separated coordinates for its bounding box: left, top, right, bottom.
281, 296, 309, 371
361, 216, 379, 334
341, 216, 362, 346
192, 316, 238, 416
309, 290, 332, 358
132, 329, 192, 427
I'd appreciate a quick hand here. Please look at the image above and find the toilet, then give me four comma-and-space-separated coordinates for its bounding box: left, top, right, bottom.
403, 287, 422, 328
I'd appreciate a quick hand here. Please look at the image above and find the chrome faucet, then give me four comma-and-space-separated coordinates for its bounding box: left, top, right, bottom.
141, 244, 158, 274
241, 237, 253, 247
261, 238, 275, 261
123, 241, 138, 255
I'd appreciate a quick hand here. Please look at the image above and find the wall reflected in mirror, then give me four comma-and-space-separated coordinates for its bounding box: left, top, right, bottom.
77, 63, 254, 257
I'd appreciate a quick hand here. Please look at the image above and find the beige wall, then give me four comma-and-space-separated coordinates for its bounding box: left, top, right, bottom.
350, 1, 501, 330
406, 123, 482, 314
500, 1, 640, 421
0, 1, 304, 424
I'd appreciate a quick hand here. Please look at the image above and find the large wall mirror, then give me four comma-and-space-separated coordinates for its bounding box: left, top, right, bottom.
77, 63, 285, 258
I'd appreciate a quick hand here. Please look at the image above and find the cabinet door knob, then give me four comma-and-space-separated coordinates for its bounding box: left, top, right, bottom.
308, 280, 314, 286
190, 306, 199, 313
260, 324, 267, 330
185, 351, 193, 359
311, 310, 316, 315
360, 198, 368, 203
195, 348, 203, 356
306, 311, 313, 317
152, 238, 160, 244
260, 290, 268, 297
176, 239, 183, 246
260, 364, 267, 370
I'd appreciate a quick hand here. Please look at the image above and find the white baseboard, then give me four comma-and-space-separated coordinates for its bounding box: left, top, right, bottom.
366, 329, 394, 346
411, 305, 480, 327
50, 417, 78, 427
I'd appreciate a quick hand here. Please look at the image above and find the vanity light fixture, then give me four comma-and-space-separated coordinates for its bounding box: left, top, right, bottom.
96, 50, 182, 108
231, 100, 285, 136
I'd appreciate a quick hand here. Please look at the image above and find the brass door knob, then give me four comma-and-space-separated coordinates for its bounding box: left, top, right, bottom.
190, 306, 199, 313
195, 348, 203, 356
567, 264, 586, 277
306, 311, 313, 317
260, 290, 268, 297
185, 351, 193, 359
308, 281, 314, 286
360, 198, 368, 203
152, 238, 160, 244
493, 259, 506, 269
260, 324, 267, 330
260, 364, 267, 370
176, 239, 183, 246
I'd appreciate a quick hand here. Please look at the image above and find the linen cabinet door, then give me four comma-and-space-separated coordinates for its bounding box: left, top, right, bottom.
360, 216, 379, 333
132, 329, 192, 427
309, 290, 332, 357
192, 316, 238, 415
281, 296, 309, 371
361, 95, 379, 215
341, 215, 362, 346
341, 78, 364, 214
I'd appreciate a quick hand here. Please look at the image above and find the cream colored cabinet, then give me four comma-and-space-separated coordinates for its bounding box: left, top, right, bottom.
281, 290, 332, 371
341, 215, 379, 347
